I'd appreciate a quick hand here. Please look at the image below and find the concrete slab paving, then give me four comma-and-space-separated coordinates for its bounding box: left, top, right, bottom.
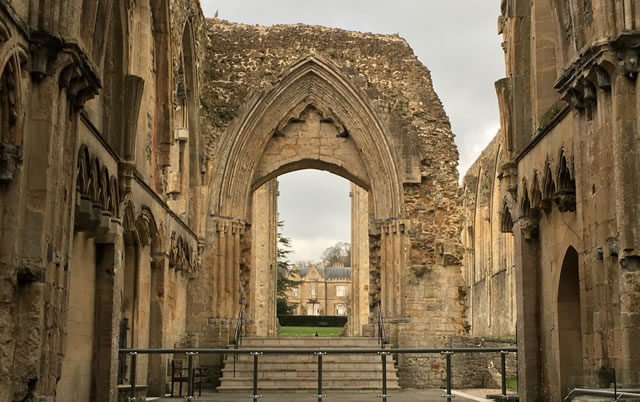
153, 389, 476, 402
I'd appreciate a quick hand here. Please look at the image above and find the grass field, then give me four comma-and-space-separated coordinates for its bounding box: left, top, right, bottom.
279, 326, 343, 337
507, 378, 518, 392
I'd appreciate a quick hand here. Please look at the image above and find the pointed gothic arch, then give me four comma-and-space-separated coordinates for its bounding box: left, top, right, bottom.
208, 55, 403, 222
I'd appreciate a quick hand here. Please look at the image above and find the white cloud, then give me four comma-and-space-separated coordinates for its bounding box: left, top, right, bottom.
287, 237, 345, 263
457, 121, 501, 179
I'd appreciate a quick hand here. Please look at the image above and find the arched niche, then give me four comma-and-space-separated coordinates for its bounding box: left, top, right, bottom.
557, 245, 583, 396
167, 19, 200, 226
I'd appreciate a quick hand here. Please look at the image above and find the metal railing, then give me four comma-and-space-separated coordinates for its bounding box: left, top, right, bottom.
118, 346, 517, 401
564, 368, 640, 400
232, 302, 246, 378
376, 303, 386, 347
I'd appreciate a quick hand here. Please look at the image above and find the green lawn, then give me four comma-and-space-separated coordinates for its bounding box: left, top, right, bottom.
507, 377, 518, 392
280, 326, 343, 337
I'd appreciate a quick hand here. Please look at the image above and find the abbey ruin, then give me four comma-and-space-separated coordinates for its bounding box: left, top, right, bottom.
0, 0, 638, 400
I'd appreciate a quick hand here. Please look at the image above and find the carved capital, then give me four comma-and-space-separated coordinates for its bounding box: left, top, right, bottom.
553, 189, 576, 212
616, 47, 640, 80
499, 161, 518, 198
118, 161, 135, 196
0, 143, 22, 182
27, 33, 63, 81
518, 215, 539, 240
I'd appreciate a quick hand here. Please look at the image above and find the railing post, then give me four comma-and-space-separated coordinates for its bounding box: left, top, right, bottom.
186, 351, 197, 399
441, 351, 454, 401
250, 352, 262, 400
613, 368, 617, 400
314, 352, 327, 401
378, 351, 390, 401
501, 351, 508, 398
129, 352, 137, 401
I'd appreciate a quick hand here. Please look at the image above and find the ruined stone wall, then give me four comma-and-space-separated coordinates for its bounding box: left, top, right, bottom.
198, 20, 465, 387
0, 0, 207, 400
461, 134, 516, 337
484, 0, 640, 400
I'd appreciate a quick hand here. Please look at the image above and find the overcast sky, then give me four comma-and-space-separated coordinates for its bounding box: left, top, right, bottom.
201, 1, 505, 262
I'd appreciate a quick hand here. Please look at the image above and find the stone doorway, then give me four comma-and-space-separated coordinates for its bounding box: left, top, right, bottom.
197, 56, 407, 340
557, 246, 583, 395
249, 170, 371, 337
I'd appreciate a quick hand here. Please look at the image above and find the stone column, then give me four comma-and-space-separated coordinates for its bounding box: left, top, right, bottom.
370, 219, 408, 321
611, 64, 640, 376
349, 184, 369, 336
513, 215, 542, 402
89, 215, 124, 402
251, 180, 278, 337
147, 254, 169, 396
212, 218, 248, 320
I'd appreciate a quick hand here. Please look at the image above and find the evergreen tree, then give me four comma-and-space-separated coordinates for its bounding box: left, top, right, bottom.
276, 220, 300, 315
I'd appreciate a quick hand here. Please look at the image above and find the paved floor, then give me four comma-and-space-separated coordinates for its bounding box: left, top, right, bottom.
154, 389, 479, 401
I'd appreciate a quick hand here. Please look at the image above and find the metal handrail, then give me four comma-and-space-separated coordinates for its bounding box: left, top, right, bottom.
565, 388, 640, 400
377, 303, 386, 346
118, 346, 518, 402
232, 301, 246, 377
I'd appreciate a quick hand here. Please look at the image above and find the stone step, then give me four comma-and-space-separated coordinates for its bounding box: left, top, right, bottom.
218, 337, 399, 392
221, 369, 397, 377
222, 363, 396, 371
218, 384, 402, 392
235, 337, 384, 348
218, 380, 399, 391
224, 354, 390, 363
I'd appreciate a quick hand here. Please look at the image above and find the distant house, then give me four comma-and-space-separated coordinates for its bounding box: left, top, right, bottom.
287, 263, 351, 316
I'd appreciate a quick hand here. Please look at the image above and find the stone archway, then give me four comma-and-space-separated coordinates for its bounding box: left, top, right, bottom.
557, 246, 583, 396
200, 55, 407, 336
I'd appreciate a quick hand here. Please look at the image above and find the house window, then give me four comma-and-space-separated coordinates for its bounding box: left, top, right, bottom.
336, 285, 346, 297
311, 283, 316, 297
292, 287, 298, 297
336, 304, 347, 316
307, 303, 319, 316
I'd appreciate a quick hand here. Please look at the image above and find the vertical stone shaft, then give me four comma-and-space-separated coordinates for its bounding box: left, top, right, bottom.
233, 224, 241, 311
393, 221, 402, 316
219, 223, 227, 316
612, 73, 640, 374
225, 224, 233, 317
513, 219, 541, 402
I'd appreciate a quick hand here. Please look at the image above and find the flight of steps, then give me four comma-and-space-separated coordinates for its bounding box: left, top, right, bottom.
217, 337, 400, 392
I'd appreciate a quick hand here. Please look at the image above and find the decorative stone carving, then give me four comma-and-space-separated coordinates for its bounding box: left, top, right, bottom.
58, 61, 100, 110
519, 215, 539, 240
567, 88, 585, 110
118, 161, 135, 196
28, 33, 63, 81
169, 231, 199, 274
616, 47, 640, 80
499, 161, 518, 198
74, 147, 121, 236
553, 189, 577, 212
0, 143, 21, 182
501, 202, 514, 233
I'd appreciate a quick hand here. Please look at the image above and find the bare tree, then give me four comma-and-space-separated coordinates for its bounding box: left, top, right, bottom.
321, 242, 351, 266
